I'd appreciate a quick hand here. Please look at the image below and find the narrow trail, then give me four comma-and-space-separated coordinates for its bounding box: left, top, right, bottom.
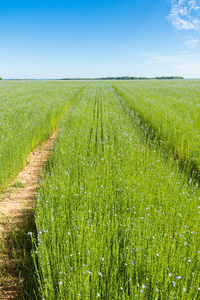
0, 131, 57, 299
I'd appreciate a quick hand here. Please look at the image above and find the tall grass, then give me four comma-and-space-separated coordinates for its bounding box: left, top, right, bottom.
111, 80, 200, 178
0, 210, 37, 299
0, 80, 87, 190
33, 83, 200, 299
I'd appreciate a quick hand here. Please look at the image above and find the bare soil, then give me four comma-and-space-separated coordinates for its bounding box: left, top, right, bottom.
0, 131, 57, 299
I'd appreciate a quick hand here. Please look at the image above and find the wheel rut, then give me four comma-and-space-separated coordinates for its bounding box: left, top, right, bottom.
0, 131, 57, 299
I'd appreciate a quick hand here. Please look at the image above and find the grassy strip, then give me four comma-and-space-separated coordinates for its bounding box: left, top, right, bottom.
111, 80, 200, 179
33, 83, 200, 299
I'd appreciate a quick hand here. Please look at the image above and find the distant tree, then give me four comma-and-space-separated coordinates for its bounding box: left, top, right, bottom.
0, 77, 2, 80
60, 76, 184, 81
155, 76, 184, 80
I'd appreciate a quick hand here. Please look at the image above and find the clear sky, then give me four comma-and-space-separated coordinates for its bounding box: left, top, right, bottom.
0, 0, 200, 79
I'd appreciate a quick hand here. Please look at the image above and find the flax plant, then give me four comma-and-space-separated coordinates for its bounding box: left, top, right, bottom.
33, 83, 200, 299
0, 80, 87, 190
111, 80, 200, 178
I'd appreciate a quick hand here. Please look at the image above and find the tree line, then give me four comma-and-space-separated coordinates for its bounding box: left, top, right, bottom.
61, 76, 184, 80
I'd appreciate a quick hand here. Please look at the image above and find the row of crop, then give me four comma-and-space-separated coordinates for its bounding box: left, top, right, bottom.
111, 80, 200, 178
0, 80, 87, 190
33, 82, 200, 299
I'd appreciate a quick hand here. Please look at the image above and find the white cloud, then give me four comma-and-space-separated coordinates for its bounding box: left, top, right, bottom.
185, 37, 199, 46
139, 51, 200, 78
168, 0, 200, 31
141, 51, 200, 63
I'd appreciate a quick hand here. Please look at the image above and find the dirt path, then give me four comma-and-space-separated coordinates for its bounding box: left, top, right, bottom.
0, 131, 57, 299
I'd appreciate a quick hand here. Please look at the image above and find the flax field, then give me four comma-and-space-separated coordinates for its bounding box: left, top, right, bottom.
1, 80, 200, 299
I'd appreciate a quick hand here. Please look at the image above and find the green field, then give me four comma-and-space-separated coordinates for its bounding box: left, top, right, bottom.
0, 80, 87, 190
111, 80, 200, 178
1, 80, 200, 299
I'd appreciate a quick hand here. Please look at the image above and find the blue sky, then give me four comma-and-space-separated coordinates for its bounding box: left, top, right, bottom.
0, 0, 200, 79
